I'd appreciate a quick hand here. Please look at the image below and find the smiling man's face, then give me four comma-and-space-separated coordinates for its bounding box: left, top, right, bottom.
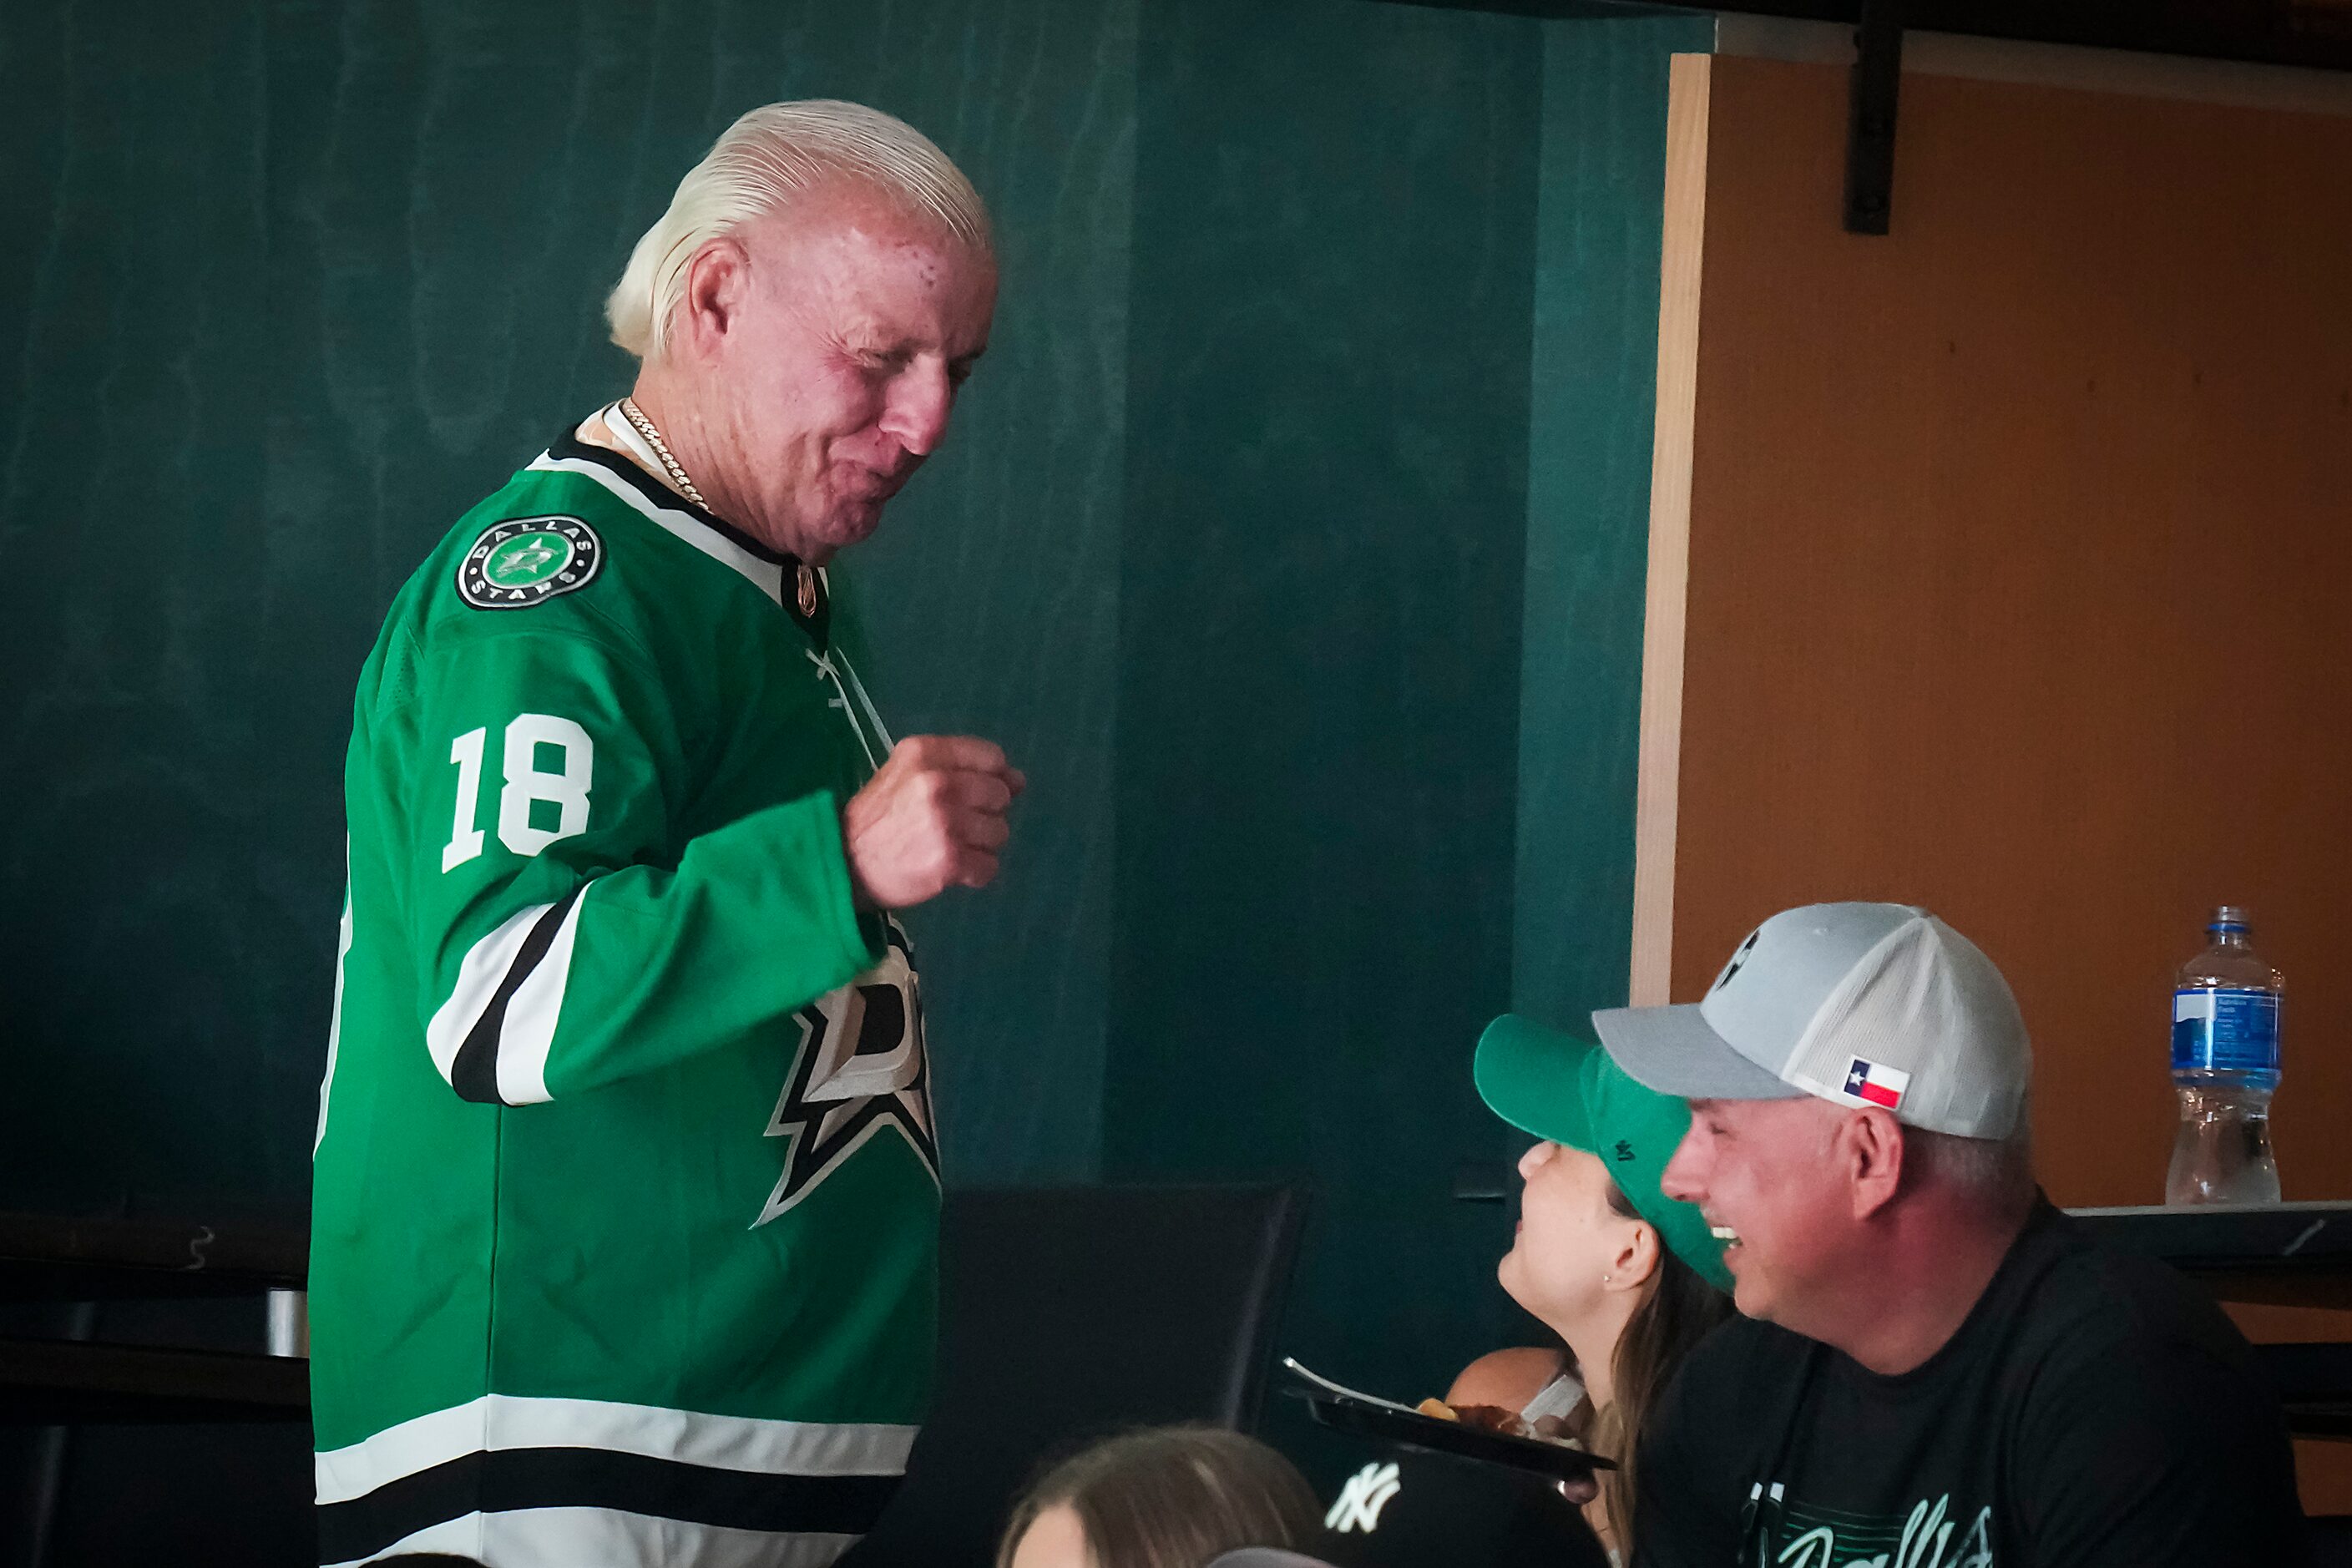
1662, 1095, 1855, 1329
710, 186, 995, 560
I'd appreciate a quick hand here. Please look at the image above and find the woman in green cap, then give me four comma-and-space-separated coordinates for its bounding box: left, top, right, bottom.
1469, 1014, 1735, 1566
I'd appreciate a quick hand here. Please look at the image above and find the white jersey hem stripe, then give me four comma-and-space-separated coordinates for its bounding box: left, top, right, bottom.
315, 1393, 918, 1505
321, 1506, 860, 1568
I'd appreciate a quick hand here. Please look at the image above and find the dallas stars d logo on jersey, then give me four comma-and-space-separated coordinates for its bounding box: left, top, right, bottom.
756, 919, 940, 1226
458, 516, 603, 609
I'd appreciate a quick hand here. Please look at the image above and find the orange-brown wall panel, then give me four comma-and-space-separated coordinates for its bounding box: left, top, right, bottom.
1647, 50, 2352, 1505
1663, 56, 2352, 1216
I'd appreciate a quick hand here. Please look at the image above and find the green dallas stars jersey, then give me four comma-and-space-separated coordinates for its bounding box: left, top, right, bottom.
311, 405, 940, 1568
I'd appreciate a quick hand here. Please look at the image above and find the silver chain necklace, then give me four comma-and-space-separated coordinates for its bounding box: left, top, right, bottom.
618, 397, 817, 617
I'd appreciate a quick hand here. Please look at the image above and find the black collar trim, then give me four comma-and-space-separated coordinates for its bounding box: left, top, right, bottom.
545, 428, 803, 570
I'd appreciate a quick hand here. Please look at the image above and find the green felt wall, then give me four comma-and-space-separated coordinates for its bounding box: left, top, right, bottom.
1107, 0, 1542, 1429
2, 0, 278, 1210
1105, 0, 1704, 1465
1516, 13, 1717, 1029
0, 0, 1136, 1206
1, 0, 1699, 1442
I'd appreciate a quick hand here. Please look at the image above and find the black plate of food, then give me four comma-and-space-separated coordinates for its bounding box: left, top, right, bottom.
1282, 1358, 1612, 1485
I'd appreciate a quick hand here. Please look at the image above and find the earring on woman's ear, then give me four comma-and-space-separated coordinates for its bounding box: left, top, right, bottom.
1603, 1272, 1614, 1285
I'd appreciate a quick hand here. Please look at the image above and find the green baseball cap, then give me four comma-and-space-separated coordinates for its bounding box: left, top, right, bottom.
1474, 1014, 1732, 1292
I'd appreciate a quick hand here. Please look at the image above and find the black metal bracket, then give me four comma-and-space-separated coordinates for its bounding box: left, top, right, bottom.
1844, 0, 1904, 234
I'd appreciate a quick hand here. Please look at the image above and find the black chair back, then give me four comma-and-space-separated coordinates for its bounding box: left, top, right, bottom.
846, 1184, 1308, 1568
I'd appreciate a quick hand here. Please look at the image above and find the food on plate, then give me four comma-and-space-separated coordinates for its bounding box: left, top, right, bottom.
1414, 1397, 1586, 1450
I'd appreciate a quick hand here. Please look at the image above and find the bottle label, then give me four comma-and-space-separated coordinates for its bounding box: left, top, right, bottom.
2172, 987, 2281, 1074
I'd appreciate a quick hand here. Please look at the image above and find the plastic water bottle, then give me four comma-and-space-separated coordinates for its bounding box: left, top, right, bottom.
2165, 906, 2284, 1206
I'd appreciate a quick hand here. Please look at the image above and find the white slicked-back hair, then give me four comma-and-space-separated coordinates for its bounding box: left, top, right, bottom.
606, 99, 991, 362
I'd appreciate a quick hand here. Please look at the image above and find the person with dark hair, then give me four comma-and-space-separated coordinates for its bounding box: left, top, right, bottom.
999, 1426, 1325, 1568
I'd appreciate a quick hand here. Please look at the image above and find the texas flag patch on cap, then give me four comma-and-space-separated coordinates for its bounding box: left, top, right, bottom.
1842, 1056, 1911, 1110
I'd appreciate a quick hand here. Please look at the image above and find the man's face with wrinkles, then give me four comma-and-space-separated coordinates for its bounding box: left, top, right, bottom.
712, 188, 995, 557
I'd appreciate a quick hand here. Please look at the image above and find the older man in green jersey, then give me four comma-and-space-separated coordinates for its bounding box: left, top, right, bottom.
310, 101, 1019, 1567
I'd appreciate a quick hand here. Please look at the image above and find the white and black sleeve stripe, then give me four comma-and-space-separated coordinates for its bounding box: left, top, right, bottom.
424, 887, 589, 1105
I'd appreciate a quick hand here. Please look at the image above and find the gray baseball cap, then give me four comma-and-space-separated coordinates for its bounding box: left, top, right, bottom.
1590, 902, 2031, 1139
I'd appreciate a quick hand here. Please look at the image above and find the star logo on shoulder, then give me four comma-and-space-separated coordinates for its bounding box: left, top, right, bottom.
753, 919, 939, 1227
456, 515, 602, 609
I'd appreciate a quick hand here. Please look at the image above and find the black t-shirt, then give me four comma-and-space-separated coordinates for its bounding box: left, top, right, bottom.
1633, 1201, 2308, 1568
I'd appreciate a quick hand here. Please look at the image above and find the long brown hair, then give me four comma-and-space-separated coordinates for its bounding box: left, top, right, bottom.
995, 1425, 1323, 1568
1588, 1182, 1732, 1553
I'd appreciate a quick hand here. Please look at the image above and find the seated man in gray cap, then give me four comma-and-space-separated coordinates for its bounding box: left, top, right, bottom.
1590, 902, 2307, 1567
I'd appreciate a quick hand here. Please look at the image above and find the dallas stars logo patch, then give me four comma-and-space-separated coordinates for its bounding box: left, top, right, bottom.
754, 921, 939, 1227
458, 516, 602, 609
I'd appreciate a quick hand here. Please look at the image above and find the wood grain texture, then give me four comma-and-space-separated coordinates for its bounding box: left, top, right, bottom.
1667, 56, 2352, 1207
1628, 52, 1712, 1008
1717, 15, 2352, 117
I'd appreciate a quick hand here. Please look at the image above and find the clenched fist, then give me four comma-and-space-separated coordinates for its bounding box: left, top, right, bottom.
842, 735, 1024, 911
